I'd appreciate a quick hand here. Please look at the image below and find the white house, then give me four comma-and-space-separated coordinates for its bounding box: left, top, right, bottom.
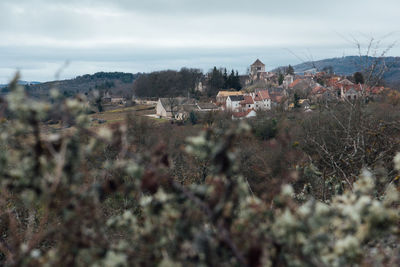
226, 95, 244, 111
232, 109, 257, 120
240, 95, 255, 110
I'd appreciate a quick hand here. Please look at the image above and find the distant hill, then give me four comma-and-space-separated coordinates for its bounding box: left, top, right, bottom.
22, 72, 141, 99
0, 80, 40, 89
275, 56, 400, 87
18, 80, 41, 86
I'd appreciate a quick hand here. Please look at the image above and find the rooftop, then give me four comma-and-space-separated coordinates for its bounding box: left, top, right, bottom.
228, 95, 245, 101
254, 90, 270, 101
197, 102, 218, 110
241, 95, 254, 105
251, 59, 265, 67
232, 109, 255, 118
217, 91, 244, 97
159, 97, 196, 112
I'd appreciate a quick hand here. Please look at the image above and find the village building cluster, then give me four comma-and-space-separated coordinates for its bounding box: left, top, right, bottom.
286, 74, 386, 103
216, 89, 285, 119
154, 58, 391, 120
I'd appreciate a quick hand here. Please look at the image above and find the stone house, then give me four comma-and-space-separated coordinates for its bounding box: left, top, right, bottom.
156, 98, 220, 120
252, 90, 271, 110
102, 91, 126, 105
343, 87, 359, 101
156, 97, 196, 119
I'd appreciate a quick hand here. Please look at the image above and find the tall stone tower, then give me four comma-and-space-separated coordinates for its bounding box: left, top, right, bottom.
250, 59, 266, 76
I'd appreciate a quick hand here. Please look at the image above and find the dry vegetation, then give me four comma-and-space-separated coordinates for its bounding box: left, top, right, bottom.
0, 76, 399, 266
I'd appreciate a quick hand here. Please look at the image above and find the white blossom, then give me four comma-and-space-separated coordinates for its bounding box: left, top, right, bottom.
103, 251, 127, 267
334, 235, 359, 255
394, 152, 400, 171
281, 184, 294, 197
98, 127, 113, 141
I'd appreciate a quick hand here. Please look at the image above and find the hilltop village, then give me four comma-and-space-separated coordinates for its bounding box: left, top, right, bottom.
4, 58, 396, 122
155, 59, 392, 120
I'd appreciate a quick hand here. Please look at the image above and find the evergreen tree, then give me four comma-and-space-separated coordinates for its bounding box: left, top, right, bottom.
294, 93, 301, 108
234, 71, 242, 90
223, 68, 228, 88
287, 65, 295, 75
354, 72, 365, 84
208, 67, 225, 96
278, 73, 284, 85
95, 97, 103, 112
322, 66, 334, 74
228, 70, 235, 89
189, 111, 198, 125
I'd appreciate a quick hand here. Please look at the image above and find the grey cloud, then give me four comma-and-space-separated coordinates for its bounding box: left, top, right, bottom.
0, 0, 399, 83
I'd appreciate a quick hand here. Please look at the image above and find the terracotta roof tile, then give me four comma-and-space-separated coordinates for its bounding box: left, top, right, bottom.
241, 95, 254, 105
312, 85, 326, 94
269, 92, 284, 103
232, 109, 254, 118
254, 90, 270, 101
289, 79, 302, 88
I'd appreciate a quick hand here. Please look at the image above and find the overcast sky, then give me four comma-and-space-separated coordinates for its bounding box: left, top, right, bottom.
0, 0, 399, 83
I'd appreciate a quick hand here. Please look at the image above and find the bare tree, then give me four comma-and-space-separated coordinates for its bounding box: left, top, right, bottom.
293, 35, 400, 194
351, 35, 398, 93
166, 97, 179, 119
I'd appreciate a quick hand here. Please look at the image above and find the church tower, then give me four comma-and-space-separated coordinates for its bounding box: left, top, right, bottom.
250, 59, 266, 76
